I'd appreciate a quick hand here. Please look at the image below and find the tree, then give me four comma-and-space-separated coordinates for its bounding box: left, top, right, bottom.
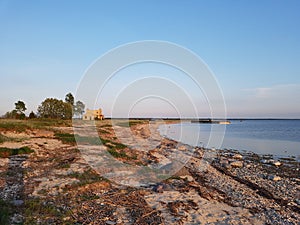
65, 93, 75, 117
15, 100, 26, 114
37, 98, 72, 119
3, 110, 18, 119
65, 93, 74, 106
4, 101, 27, 119
74, 101, 85, 118
28, 111, 37, 119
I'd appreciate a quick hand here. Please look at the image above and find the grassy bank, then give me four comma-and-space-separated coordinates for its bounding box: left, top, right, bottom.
0, 119, 72, 132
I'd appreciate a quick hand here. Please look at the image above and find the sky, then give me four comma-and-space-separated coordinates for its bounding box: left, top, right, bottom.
0, 0, 300, 118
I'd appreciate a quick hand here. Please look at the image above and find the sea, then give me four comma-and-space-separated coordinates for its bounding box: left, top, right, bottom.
159, 119, 300, 160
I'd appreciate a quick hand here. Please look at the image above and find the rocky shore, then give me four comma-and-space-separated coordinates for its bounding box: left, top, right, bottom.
0, 119, 299, 224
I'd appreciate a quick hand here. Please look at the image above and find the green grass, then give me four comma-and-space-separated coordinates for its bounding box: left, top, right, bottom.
115, 120, 147, 127
107, 149, 128, 158
0, 146, 34, 158
0, 134, 10, 144
68, 169, 108, 186
54, 132, 103, 145
102, 138, 127, 149
54, 132, 76, 144
0, 134, 27, 144
24, 198, 66, 225
54, 132, 127, 150
0, 119, 72, 132
0, 120, 29, 132
55, 132, 134, 160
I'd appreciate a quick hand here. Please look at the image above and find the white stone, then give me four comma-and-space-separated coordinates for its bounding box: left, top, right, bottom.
233, 154, 243, 160
269, 175, 281, 181
273, 161, 282, 166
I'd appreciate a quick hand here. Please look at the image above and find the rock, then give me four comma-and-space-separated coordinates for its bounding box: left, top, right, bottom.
152, 183, 170, 193
268, 175, 281, 181
233, 154, 243, 160
106, 221, 116, 225
180, 175, 194, 182
230, 161, 243, 168
273, 161, 282, 166
153, 184, 164, 193
174, 167, 191, 177
12, 199, 24, 206
63, 216, 71, 221
0, 158, 9, 167
178, 145, 187, 151
10, 213, 23, 224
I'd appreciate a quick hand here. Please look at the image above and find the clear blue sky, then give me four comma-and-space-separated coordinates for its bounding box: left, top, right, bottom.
1, 0, 300, 118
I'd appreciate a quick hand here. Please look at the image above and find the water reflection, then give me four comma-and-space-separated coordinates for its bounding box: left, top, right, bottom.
159, 121, 300, 159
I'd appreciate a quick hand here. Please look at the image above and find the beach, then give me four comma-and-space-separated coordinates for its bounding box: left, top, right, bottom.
0, 119, 299, 224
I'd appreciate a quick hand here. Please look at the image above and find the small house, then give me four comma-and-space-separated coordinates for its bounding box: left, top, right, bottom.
82, 108, 104, 120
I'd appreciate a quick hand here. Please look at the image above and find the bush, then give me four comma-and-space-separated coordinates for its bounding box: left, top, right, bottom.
0, 146, 34, 158
28, 111, 37, 119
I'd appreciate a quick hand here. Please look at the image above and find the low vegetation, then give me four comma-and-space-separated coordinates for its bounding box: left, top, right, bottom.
115, 120, 148, 127
24, 198, 68, 225
0, 199, 11, 225
68, 169, 108, 187
0, 134, 10, 144
0, 119, 72, 132
54, 133, 101, 145
0, 146, 34, 158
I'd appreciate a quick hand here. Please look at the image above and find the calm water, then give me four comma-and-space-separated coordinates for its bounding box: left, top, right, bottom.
159, 120, 300, 159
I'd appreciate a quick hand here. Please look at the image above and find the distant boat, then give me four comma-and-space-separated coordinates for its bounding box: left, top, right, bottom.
191, 119, 231, 124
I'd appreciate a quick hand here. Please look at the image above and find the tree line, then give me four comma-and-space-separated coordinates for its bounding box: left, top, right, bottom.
2, 93, 85, 120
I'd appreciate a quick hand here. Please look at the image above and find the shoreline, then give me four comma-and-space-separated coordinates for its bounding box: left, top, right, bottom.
0, 119, 299, 224
159, 120, 300, 161
124, 121, 300, 223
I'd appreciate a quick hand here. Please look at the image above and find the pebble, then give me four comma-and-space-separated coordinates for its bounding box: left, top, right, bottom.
10, 213, 23, 224
268, 175, 281, 181
178, 145, 187, 151
261, 159, 269, 164
233, 154, 243, 160
12, 199, 24, 206
273, 161, 281, 166
230, 161, 243, 168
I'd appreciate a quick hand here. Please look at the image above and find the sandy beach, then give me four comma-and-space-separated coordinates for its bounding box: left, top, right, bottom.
0, 119, 299, 224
